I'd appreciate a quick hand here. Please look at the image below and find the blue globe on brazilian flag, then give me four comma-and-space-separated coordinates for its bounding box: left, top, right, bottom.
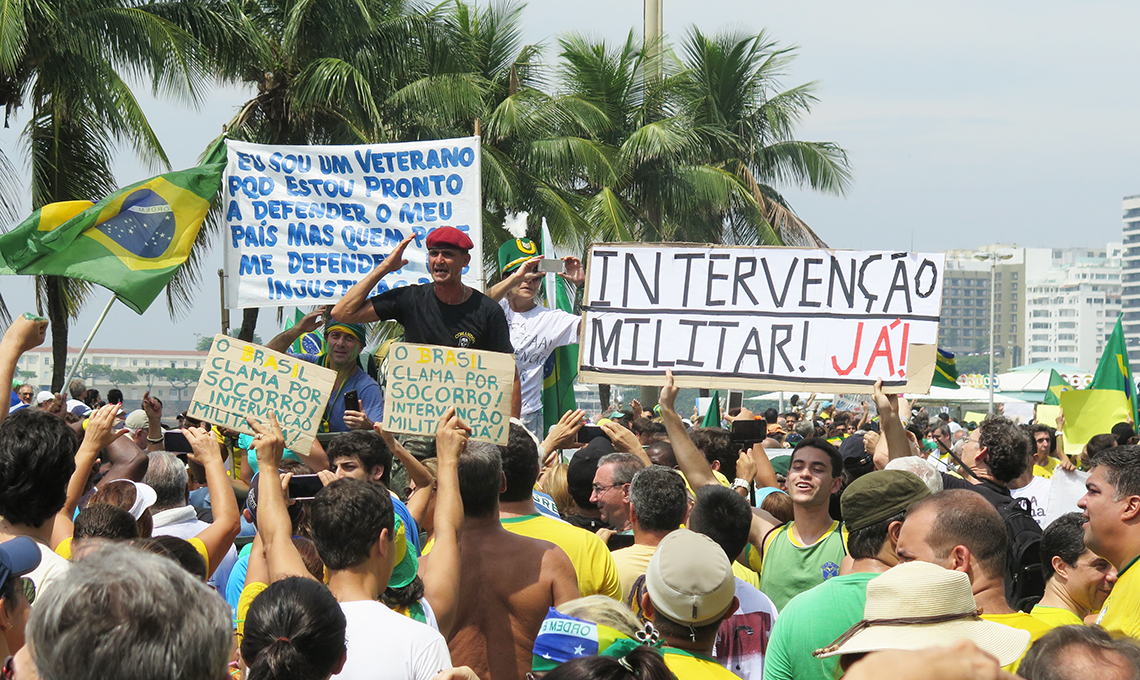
0, 139, 227, 314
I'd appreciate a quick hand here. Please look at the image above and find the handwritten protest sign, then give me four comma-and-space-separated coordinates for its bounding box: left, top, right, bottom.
223, 137, 482, 309
578, 244, 944, 393
189, 335, 336, 453
383, 342, 515, 445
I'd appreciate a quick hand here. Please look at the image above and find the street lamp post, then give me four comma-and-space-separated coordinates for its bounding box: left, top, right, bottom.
975, 251, 1014, 415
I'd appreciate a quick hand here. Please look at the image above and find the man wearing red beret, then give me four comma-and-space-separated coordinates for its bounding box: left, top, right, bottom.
332, 226, 520, 414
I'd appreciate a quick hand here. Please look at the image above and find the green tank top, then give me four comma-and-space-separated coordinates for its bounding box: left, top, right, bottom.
758, 521, 847, 611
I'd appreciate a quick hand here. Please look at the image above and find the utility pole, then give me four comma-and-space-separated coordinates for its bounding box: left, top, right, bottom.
645, 0, 663, 85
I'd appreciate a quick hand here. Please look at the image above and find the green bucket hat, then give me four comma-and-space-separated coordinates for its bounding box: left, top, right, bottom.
498, 237, 540, 275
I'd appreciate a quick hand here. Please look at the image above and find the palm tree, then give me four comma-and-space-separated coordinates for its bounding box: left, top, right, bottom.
0, 0, 223, 389
677, 27, 851, 247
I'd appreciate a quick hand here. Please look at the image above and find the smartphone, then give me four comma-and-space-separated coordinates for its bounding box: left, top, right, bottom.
577, 425, 608, 443
344, 390, 360, 413
730, 419, 768, 444
287, 474, 324, 501
537, 258, 566, 274
163, 430, 194, 454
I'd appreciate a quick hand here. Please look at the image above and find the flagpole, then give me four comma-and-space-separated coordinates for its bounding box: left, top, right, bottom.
62, 294, 117, 391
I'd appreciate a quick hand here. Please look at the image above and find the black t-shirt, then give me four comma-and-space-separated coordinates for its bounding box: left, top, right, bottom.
370, 283, 513, 353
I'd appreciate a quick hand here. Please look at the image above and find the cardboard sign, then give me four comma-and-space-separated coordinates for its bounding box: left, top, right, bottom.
578, 244, 944, 393
223, 137, 483, 309
189, 335, 336, 453
383, 342, 515, 445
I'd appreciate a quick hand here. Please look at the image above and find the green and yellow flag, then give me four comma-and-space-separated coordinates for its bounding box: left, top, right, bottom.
1089, 316, 1136, 423
932, 348, 960, 389
541, 221, 579, 437
0, 139, 226, 314
1043, 369, 1069, 406
702, 390, 722, 428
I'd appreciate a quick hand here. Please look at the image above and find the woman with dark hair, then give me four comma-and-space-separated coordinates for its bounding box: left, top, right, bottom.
241, 577, 347, 680
542, 646, 673, 680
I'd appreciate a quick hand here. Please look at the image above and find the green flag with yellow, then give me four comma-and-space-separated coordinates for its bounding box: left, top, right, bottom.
0, 139, 226, 313
1089, 316, 1137, 423
1043, 369, 1069, 406
931, 348, 960, 389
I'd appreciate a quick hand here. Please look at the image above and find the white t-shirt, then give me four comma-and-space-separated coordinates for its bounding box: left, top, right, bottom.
336, 600, 452, 680
28, 542, 70, 599
1011, 475, 1051, 528
712, 577, 779, 680
500, 300, 579, 415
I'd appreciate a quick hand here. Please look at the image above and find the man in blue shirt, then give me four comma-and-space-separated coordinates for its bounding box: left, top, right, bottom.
268, 313, 382, 432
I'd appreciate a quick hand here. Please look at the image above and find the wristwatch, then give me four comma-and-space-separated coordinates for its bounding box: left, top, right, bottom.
731, 478, 750, 490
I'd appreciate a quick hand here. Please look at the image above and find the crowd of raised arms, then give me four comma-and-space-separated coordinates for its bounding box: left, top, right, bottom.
2, 228, 1140, 680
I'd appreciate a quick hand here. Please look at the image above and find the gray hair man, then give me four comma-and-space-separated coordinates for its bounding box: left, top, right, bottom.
611, 465, 688, 615
21, 543, 231, 680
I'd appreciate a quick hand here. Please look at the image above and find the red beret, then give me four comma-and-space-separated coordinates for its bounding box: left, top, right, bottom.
424, 226, 474, 251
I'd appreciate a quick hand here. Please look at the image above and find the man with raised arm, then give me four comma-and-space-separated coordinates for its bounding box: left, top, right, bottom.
330, 228, 521, 415
659, 369, 845, 611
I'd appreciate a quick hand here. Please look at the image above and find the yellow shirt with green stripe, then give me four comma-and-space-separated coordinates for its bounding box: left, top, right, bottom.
1098, 555, 1140, 640
980, 612, 1051, 673
500, 513, 622, 600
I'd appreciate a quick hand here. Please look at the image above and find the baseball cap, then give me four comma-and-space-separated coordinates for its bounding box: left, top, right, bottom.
425, 226, 474, 251
35, 390, 54, 406
567, 437, 615, 508
645, 529, 735, 627
246, 472, 305, 527
124, 409, 149, 431
814, 561, 1030, 666
0, 536, 41, 590
840, 470, 930, 532
387, 514, 419, 589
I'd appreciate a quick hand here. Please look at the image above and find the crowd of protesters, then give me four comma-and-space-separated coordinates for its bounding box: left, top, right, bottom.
2, 230, 1140, 680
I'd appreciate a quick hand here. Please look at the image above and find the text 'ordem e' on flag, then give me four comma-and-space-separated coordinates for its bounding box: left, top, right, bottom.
0, 139, 227, 314
932, 348, 960, 389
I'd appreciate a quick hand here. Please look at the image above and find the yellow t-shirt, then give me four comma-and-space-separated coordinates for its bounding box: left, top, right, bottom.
236, 581, 270, 639
732, 561, 760, 590
1098, 556, 1140, 640
981, 611, 1051, 672
612, 543, 658, 615
662, 648, 740, 680
1034, 456, 1059, 479
56, 536, 211, 574
1029, 604, 1083, 628
500, 514, 621, 600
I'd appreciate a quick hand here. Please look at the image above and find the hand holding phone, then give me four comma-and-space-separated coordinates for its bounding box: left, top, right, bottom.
344, 390, 360, 412
286, 473, 324, 500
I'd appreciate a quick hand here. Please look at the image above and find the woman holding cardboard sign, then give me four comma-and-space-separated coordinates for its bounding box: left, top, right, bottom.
267, 310, 382, 433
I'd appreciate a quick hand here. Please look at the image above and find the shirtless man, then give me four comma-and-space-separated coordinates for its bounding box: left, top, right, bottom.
439, 441, 578, 680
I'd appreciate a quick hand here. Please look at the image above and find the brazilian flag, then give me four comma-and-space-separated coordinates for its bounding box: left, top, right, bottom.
1089, 316, 1136, 423
932, 348, 960, 389
285, 308, 325, 355
541, 222, 579, 437
1043, 369, 1069, 406
0, 139, 226, 313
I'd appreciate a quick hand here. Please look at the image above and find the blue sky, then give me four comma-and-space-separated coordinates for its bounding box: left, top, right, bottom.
0, 0, 1137, 351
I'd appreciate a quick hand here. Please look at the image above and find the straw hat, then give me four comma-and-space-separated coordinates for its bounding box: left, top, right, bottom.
813, 561, 1030, 666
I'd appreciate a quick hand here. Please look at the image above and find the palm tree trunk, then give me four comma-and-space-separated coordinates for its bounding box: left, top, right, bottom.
46, 276, 68, 392
238, 307, 259, 342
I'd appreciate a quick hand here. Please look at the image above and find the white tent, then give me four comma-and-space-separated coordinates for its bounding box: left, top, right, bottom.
912, 385, 1029, 404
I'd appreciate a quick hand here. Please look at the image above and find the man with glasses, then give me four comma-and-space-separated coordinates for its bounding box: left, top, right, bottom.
938, 416, 1030, 507
589, 453, 645, 534
14, 385, 31, 407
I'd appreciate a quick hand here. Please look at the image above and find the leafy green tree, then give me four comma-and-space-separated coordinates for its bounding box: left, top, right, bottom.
0, 0, 230, 390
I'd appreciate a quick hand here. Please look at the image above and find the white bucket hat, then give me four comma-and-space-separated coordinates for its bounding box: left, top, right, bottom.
813, 561, 1030, 667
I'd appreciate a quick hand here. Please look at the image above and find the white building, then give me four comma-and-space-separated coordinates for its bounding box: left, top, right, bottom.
1025, 246, 1122, 370
16, 346, 208, 406
1122, 195, 1140, 351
